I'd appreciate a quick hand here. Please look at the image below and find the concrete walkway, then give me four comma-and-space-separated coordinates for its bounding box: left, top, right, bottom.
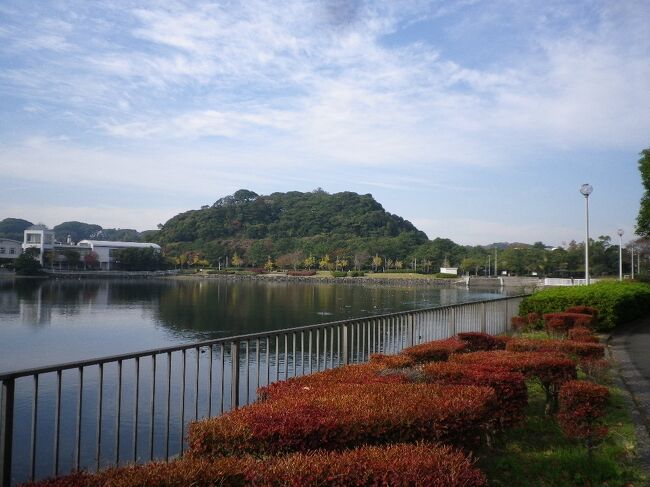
609, 318, 650, 472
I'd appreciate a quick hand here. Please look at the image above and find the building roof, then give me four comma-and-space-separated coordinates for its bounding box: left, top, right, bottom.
77, 240, 161, 250
0, 238, 22, 244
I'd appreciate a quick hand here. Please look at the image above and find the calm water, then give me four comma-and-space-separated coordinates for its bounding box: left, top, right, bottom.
0, 277, 504, 373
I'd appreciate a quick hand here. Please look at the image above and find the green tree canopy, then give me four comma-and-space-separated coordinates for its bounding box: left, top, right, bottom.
636, 149, 650, 237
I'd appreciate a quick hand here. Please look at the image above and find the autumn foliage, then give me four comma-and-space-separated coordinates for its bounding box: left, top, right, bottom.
505, 338, 605, 360
558, 380, 610, 457
422, 362, 527, 428
27, 443, 487, 487
188, 383, 497, 458
401, 337, 467, 363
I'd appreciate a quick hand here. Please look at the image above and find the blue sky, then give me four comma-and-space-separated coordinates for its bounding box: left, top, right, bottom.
1, 0, 648, 246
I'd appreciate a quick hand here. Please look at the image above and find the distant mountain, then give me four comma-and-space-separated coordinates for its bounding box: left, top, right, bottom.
154, 189, 429, 266
0, 218, 33, 241
0, 218, 157, 244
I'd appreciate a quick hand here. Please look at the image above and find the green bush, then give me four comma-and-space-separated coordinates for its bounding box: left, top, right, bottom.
519, 281, 650, 330
330, 271, 348, 277
349, 270, 365, 277
433, 273, 459, 279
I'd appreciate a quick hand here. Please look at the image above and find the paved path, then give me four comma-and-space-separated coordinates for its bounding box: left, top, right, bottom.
609, 318, 650, 472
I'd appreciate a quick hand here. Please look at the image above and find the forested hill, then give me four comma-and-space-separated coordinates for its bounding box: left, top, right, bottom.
157, 190, 427, 243
154, 189, 430, 266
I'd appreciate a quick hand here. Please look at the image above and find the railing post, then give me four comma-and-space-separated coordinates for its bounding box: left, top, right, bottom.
448, 307, 456, 337
407, 314, 415, 347
342, 324, 349, 365
480, 302, 487, 333
230, 342, 239, 410
1, 379, 15, 487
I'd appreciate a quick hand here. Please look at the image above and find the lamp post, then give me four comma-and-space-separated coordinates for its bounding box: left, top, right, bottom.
580, 184, 593, 285
631, 246, 635, 280
617, 229, 624, 281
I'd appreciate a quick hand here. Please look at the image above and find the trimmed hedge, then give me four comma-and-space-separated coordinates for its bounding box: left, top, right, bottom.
519, 281, 650, 330
568, 326, 599, 343
543, 312, 595, 334
188, 383, 497, 458
28, 443, 486, 487
558, 380, 610, 456
458, 332, 504, 351
369, 353, 416, 369
505, 338, 605, 360
422, 362, 527, 428
257, 363, 411, 401
401, 337, 467, 363
451, 350, 576, 414
286, 270, 316, 276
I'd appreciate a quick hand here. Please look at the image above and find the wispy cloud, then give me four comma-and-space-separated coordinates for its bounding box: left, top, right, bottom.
0, 0, 648, 242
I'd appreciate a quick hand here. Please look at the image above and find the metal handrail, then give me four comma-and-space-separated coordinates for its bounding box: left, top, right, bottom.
1, 294, 529, 485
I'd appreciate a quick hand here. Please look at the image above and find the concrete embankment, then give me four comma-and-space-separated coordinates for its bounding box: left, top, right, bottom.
467, 276, 543, 288
176, 273, 458, 287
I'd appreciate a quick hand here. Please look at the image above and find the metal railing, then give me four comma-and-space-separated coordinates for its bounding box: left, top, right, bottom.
0, 294, 527, 485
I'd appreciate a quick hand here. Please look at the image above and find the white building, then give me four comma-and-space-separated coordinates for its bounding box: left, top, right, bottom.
0, 238, 22, 262
22, 225, 55, 265
22, 227, 161, 270
77, 240, 161, 270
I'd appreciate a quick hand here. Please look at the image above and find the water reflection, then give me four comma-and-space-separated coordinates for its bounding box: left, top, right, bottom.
0, 278, 504, 372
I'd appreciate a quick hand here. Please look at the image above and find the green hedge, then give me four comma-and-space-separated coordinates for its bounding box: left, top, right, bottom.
330, 271, 348, 277
519, 281, 650, 330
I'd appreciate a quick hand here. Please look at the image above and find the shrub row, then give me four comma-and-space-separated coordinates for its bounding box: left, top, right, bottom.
451, 351, 576, 414
519, 281, 650, 330
543, 312, 595, 334
505, 338, 605, 360
286, 270, 317, 276
400, 337, 467, 363
558, 380, 610, 455
567, 326, 599, 343
422, 362, 527, 428
257, 363, 410, 401
457, 332, 508, 352
188, 383, 497, 458
29, 443, 486, 487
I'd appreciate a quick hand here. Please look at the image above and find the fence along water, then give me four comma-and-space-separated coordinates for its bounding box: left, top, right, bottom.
0, 294, 526, 485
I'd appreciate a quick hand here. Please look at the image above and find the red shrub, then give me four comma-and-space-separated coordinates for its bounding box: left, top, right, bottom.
25, 457, 252, 487
457, 332, 501, 352
511, 315, 527, 332
28, 443, 486, 487
565, 306, 599, 320
543, 312, 596, 333
579, 358, 611, 382
545, 317, 569, 336
188, 383, 497, 458
492, 335, 512, 350
401, 337, 467, 363
527, 312, 543, 326
568, 326, 599, 343
369, 353, 416, 369
506, 338, 605, 360
253, 442, 487, 487
258, 363, 410, 401
286, 270, 317, 276
558, 380, 609, 457
451, 350, 576, 414
422, 362, 527, 428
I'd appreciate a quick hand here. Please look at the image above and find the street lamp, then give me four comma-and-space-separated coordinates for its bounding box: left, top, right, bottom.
617, 229, 624, 281
579, 184, 593, 285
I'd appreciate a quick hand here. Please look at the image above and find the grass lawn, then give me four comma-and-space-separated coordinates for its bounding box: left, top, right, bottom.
478, 380, 645, 486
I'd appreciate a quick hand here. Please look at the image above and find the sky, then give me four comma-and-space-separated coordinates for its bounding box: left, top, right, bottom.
1, 0, 649, 246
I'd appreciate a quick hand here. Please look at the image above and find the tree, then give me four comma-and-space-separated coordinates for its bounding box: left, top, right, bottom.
62, 249, 81, 270
319, 254, 332, 270
84, 251, 99, 269
637, 149, 650, 237
231, 252, 243, 267
14, 248, 43, 275
372, 254, 382, 272
303, 254, 316, 270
